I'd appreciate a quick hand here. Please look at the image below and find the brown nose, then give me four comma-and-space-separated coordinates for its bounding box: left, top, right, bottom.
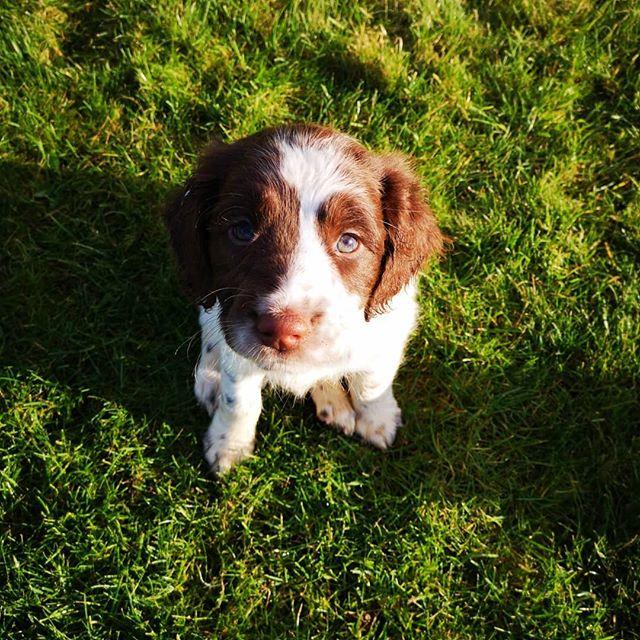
255, 311, 310, 352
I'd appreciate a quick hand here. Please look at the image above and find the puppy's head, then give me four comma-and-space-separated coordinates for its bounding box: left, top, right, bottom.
165, 125, 442, 370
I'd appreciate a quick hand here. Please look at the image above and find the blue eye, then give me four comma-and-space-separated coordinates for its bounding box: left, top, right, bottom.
336, 233, 359, 254
229, 221, 255, 244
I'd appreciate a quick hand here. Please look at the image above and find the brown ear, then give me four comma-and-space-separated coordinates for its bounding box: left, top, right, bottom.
366, 155, 443, 318
164, 142, 239, 308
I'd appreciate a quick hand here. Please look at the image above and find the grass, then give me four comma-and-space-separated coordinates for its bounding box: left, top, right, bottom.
1, 0, 639, 637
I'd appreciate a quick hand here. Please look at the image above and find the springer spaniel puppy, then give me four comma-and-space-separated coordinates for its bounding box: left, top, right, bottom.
165, 124, 443, 473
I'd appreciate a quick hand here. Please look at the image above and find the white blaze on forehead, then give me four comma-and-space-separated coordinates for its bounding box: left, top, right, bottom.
260, 136, 354, 313
277, 138, 351, 215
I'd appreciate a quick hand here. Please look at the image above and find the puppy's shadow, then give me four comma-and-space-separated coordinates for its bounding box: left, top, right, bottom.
3, 160, 638, 550
1, 160, 200, 441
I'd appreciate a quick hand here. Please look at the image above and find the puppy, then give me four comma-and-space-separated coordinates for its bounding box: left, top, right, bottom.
165, 124, 443, 473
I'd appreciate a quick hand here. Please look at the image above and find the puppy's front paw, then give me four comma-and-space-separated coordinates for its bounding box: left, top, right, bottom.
203, 427, 254, 475
311, 382, 357, 436
194, 367, 220, 416
354, 397, 402, 450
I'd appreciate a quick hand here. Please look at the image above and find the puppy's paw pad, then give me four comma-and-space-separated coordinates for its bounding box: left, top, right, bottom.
317, 403, 357, 436
195, 369, 221, 416
311, 385, 356, 436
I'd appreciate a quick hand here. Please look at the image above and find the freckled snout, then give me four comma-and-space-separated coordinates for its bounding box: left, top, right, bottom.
255, 310, 321, 353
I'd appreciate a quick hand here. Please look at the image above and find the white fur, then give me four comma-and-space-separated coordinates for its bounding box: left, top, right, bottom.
195, 134, 418, 473
196, 282, 416, 472
278, 138, 351, 215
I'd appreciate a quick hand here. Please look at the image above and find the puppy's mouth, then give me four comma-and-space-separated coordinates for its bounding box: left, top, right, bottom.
248, 347, 305, 371
224, 318, 325, 371
233, 340, 318, 373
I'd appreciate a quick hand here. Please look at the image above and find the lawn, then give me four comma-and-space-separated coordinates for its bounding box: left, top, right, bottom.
1, 0, 639, 637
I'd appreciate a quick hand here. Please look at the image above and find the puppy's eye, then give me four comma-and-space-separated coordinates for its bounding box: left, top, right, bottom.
336, 233, 359, 254
229, 221, 255, 244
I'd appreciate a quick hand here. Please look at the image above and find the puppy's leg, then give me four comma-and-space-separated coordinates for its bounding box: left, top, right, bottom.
310, 380, 356, 436
194, 340, 221, 417
196, 306, 265, 474
348, 367, 403, 450
194, 305, 223, 416
203, 359, 265, 475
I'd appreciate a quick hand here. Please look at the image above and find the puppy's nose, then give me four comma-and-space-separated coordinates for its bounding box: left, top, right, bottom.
255, 311, 310, 352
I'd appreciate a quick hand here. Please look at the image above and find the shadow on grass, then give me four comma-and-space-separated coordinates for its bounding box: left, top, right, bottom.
2, 155, 638, 634
3, 156, 638, 528
0, 160, 198, 428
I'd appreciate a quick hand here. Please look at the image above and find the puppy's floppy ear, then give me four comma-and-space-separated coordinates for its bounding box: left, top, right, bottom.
366, 155, 443, 318
164, 141, 239, 308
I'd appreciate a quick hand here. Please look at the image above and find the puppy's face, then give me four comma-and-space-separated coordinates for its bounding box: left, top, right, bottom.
166, 125, 442, 371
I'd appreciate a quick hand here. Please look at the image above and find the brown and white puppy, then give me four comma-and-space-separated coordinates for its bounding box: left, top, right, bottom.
165, 124, 442, 473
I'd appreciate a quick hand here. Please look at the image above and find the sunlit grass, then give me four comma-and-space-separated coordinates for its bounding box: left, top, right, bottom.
1, 1, 639, 637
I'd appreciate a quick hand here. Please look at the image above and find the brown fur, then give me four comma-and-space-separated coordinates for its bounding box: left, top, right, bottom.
316, 192, 385, 305
165, 126, 443, 324
365, 154, 444, 318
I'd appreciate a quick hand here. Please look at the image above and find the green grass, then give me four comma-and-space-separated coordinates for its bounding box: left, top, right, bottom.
1, 0, 639, 637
